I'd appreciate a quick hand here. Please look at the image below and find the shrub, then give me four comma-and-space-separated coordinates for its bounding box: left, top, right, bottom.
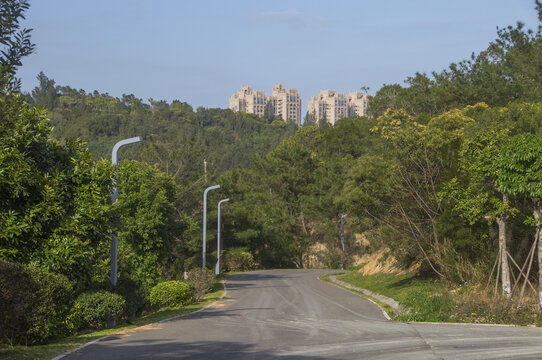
323, 248, 342, 269
149, 281, 194, 309
0, 260, 74, 345
223, 247, 255, 272
116, 276, 150, 317
185, 268, 215, 301
69, 290, 126, 330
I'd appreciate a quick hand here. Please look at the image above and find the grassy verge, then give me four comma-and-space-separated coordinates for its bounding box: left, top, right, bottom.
336, 272, 542, 326
336, 272, 453, 322
0, 281, 225, 360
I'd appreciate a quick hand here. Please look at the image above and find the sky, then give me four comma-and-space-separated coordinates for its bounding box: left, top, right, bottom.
17, 0, 540, 113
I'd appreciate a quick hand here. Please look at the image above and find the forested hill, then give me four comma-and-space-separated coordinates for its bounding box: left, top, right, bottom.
26, 76, 298, 181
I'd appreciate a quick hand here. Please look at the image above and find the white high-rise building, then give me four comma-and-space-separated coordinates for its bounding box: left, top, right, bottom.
228, 86, 267, 118
229, 84, 302, 126
347, 92, 369, 118
270, 84, 302, 126
307, 90, 368, 125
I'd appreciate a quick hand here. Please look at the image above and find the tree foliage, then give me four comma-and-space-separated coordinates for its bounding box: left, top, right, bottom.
0, 93, 115, 286
0, 0, 34, 92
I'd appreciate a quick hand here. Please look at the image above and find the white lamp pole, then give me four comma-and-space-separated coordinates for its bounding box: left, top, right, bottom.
216, 198, 230, 275
110, 136, 141, 287
203, 185, 220, 268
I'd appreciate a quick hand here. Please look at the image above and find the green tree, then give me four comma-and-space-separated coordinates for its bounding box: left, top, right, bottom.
0, 0, 35, 92
365, 107, 479, 280
0, 93, 115, 285
30, 72, 59, 109
318, 112, 329, 128
369, 5, 542, 119
495, 134, 542, 307
116, 160, 179, 297
443, 126, 514, 295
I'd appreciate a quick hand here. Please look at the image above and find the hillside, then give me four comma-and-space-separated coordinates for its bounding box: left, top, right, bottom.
28, 76, 298, 182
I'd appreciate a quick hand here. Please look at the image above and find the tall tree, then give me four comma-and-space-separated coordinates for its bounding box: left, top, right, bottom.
444, 126, 514, 295
31, 72, 59, 109
0, 0, 35, 92
495, 134, 542, 308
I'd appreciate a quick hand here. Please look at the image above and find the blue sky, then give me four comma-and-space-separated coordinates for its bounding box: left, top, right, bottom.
17, 0, 539, 113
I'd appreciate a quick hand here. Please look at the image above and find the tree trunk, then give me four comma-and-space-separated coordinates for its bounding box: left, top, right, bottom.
496, 194, 511, 297
496, 217, 511, 296
496, 193, 511, 297
534, 199, 542, 309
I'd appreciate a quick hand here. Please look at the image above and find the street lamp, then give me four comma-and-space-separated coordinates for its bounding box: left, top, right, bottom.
215, 198, 230, 275
111, 136, 142, 287
202, 185, 220, 268
340, 214, 349, 270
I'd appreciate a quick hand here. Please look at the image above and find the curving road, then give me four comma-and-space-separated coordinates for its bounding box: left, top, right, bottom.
63, 269, 542, 359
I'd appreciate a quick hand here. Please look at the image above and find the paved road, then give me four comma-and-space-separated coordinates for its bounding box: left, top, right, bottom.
64, 269, 542, 359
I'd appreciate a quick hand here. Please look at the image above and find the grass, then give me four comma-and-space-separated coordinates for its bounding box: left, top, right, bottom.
345, 264, 365, 271
337, 272, 444, 301
336, 272, 455, 322
335, 272, 542, 326
0, 281, 225, 360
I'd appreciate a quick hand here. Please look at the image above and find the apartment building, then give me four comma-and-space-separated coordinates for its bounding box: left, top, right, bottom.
270, 84, 302, 126
307, 90, 368, 125
228, 84, 302, 126
347, 92, 369, 118
228, 86, 267, 118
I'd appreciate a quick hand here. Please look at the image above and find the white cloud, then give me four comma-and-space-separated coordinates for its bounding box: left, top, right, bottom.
249, 10, 330, 29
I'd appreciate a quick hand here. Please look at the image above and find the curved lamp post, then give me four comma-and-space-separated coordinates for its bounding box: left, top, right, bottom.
216, 198, 230, 275
111, 136, 142, 287
203, 185, 220, 268
340, 214, 348, 270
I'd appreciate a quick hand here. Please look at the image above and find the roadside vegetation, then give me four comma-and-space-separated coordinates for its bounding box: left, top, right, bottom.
337, 272, 542, 326
0, 280, 224, 360
5, 1, 542, 356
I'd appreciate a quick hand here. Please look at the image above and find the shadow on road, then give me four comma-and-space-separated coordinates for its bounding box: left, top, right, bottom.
86, 339, 329, 359
225, 283, 290, 291
182, 307, 273, 320
228, 272, 289, 281
224, 272, 292, 291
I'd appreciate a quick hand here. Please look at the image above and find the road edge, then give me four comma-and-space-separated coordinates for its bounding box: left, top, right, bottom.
320, 274, 393, 321
322, 274, 536, 329
159, 279, 228, 323
50, 280, 228, 360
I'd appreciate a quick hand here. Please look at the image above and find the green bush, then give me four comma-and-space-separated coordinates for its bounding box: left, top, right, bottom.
0, 260, 74, 345
185, 268, 215, 301
116, 276, 150, 317
323, 248, 342, 269
68, 290, 126, 330
223, 247, 255, 272
149, 281, 194, 309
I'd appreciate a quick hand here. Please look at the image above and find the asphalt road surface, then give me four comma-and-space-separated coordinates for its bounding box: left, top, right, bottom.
64, 269, 542, 359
